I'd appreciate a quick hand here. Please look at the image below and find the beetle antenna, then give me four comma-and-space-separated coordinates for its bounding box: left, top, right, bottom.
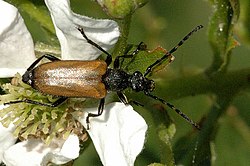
144, 25, 203, 77
145, 92, 201, 130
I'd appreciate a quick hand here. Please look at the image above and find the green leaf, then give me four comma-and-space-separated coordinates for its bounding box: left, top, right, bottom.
207, 0, 240, 74
121, 45, 174, 76
149, 105, 176, 166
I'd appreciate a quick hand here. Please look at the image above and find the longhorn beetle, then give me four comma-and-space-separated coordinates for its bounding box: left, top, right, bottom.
4, 25, 203, 130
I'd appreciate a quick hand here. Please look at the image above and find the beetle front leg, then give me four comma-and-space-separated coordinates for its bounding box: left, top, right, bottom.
117, 91, 129, 104
114, 42, 147, 69
117, 91, 144, 106
86, 98, 105, 129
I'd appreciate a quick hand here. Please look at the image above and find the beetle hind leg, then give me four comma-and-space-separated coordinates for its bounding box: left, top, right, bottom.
86, 98, 105, 130
4, 97, 67, 107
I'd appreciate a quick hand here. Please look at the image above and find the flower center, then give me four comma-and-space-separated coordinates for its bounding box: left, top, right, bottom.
0, 73, 88, 144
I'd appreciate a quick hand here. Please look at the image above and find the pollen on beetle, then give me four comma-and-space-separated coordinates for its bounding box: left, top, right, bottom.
0, 73, 88, 144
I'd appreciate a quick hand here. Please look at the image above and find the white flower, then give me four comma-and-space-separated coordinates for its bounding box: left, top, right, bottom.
0, 0, 147, 166
78, 102, 147, 166
2, 134, 80, 166
45, 0, 120, 60
0, 0, 36, 77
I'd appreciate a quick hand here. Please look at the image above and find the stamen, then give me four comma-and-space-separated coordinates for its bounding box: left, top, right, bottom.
0, 73, 88, 144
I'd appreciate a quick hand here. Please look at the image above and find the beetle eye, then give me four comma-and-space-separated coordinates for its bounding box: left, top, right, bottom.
22, 71, 33, 85
149, 80, 155, 92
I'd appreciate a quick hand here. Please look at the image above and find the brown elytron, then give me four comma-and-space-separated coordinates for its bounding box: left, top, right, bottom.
34, 60, 107, 98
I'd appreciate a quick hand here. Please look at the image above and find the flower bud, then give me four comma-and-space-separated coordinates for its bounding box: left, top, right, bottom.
96, 0, 148, 18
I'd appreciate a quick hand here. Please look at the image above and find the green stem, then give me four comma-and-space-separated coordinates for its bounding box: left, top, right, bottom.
112, 14, 132, 57
206, 0, 239, 75
6, 0, 54, 34
150, 105, 175, 165
179, 94, 233, 165
155, 68, 250, 101
166, 68, 248, 165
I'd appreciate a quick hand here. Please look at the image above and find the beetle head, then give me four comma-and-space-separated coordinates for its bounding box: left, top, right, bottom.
22, 70, 33, 86
130, 71, 155, 93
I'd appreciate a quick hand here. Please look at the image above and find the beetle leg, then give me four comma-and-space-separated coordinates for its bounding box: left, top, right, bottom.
4, 97, 67, 107
117, 91, 144, 106
114, 42, 147, 69
26, 54, 60, 71
49, 97, 68, 107
77, 27, 113, 66
117, 91, 129, 104
86, 98, 105, 129
113, 55, 133, 69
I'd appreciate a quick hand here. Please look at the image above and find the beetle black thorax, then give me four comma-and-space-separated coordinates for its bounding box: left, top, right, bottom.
102, 68, 131, 92
103, 69, 155, 93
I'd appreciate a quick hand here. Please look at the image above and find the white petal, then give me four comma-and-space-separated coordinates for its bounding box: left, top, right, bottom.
78, 102, 148, 166
44, 0, 120, 60
0, 68, 27, 78
59, 134, 79, 159
0, 1, 36, 77
2, 135, 79, 166
0, 106, 17, 162
3, 139, 55, 166
42, 134, 80, 165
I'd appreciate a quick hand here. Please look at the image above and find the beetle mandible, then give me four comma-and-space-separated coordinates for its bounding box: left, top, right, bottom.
4, 25, 203, 130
